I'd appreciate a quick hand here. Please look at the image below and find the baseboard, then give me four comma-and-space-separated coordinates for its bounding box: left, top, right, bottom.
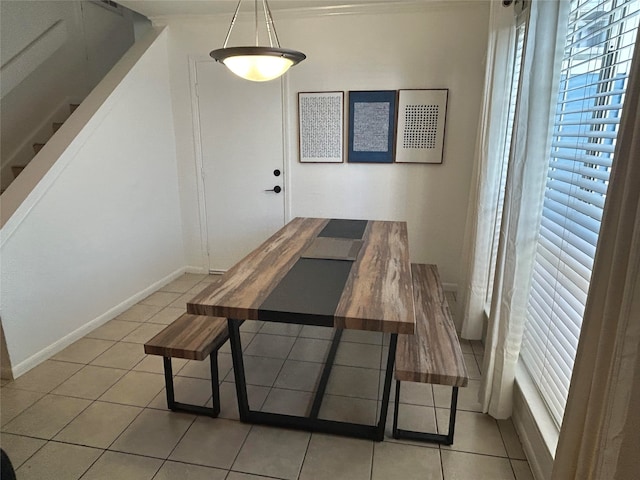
10, 266, 186, 378
513, 364, 557, 480
442, 282, 458, 293
184, 265, 209, 274
208, 269, 227, 275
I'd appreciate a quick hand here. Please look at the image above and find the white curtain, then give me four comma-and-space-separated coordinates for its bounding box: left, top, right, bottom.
479, 0, 570, 418
458, 2, 516, 340
552, 32, 640, 480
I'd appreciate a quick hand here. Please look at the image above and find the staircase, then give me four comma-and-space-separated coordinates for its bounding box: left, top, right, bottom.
1, 103, 80, 193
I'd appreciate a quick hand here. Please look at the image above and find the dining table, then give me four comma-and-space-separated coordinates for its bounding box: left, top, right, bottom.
187, 217, 416, 441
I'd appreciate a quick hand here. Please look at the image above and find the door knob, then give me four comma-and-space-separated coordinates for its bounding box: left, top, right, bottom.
265, 186, 282, 193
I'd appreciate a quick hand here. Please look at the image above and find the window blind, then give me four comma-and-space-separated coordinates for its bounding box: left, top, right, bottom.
520, 0, 640, 426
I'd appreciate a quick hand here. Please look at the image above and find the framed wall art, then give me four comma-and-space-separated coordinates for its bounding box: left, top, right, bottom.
298, 91, 344, 163
348, 90, 397, 163
395, 89, 448, 164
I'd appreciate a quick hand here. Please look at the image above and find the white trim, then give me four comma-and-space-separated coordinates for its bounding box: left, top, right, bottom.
185, 265, 209, 275
147, 1, 486, 24
10, 266, 187, 378
281, 72, 293, 223
208, 269, 227, 275
188, 56, 211, 272
513, 361, 558, 480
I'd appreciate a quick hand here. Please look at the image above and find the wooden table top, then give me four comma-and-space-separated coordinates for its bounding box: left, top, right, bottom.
187, 217, 415, 334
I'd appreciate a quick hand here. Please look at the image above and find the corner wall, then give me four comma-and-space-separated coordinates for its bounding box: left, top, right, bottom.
284, 6, 489, 285
163, 2, 489, 287
0, 28, 184, 377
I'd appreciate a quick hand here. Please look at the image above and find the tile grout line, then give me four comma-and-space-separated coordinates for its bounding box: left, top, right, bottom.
295, 426, 313, 480
160, 411, 200, 468
2, 278, 533, 478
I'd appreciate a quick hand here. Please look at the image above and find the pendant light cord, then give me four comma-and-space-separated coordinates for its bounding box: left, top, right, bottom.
221, 0, 282, 49
254, 0, 259, 46
262, 0, 274, 48
222, 0, 243, 48
264, 0, 282, 48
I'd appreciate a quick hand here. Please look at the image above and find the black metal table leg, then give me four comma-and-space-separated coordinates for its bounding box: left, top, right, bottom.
227, 318, 399, 441
210, 352, 221, 416
377, 333, 398, 441
309, 328, 343, 419
228, 318, 251, 422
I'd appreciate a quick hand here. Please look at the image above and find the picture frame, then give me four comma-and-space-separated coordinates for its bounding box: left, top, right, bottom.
394, 89, 448, 164
298, 91, 344, 163
348, 90, 397, 163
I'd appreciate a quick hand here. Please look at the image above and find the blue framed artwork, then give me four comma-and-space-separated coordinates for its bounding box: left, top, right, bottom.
348, 90, 397, 163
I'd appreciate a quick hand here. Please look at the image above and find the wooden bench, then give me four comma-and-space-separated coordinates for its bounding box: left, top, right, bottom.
144, 313, 229, 417
393, 263, 469, 445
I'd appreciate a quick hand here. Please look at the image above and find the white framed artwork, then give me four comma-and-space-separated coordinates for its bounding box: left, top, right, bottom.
395, 89, 448, 164
298, 91, 344, 163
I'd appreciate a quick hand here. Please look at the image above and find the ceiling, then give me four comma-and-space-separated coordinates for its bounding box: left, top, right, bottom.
118, 0, 428, 19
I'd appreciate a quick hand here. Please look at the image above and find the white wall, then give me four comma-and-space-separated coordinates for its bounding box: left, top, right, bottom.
0, 28, 184, 376
163, 2, 489, 286
0, 0, 136, 191
82, 1, 138, 89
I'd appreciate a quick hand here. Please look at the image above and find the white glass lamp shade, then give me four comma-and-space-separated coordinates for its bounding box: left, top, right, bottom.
210, 47, 305, 82
223, 55, 294, 81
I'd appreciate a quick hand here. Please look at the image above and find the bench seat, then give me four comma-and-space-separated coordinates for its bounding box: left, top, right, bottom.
144, 313, 229, 417
393, 263, 469, 445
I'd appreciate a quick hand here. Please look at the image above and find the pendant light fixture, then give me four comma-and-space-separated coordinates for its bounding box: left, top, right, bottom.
210, 0, 306, 82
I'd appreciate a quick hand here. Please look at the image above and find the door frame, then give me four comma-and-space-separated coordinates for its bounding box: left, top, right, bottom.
188, 55, 292, 273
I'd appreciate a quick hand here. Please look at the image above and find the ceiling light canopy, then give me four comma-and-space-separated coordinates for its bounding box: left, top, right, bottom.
210, 0, 306, 82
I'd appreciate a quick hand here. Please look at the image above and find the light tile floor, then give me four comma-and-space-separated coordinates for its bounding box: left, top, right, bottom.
0, 274, 534, 480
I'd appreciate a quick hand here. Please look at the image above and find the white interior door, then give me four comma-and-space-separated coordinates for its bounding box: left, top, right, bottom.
196, 61, 285, 272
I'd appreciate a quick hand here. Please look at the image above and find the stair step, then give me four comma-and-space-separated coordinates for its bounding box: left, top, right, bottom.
53, 122, 64, 133
70, 104, 80, 114
12, 166, 25, 178
33, 143, 45, 154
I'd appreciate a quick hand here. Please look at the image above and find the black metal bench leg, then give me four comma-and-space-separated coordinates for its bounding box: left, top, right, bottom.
392, 382, 460, 446
161, 354, 221, 418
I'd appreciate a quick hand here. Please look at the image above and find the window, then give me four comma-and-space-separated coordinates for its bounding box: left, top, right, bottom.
486, 20, 527, 306
91, 0, 124, 15
520, 0, 640, 427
